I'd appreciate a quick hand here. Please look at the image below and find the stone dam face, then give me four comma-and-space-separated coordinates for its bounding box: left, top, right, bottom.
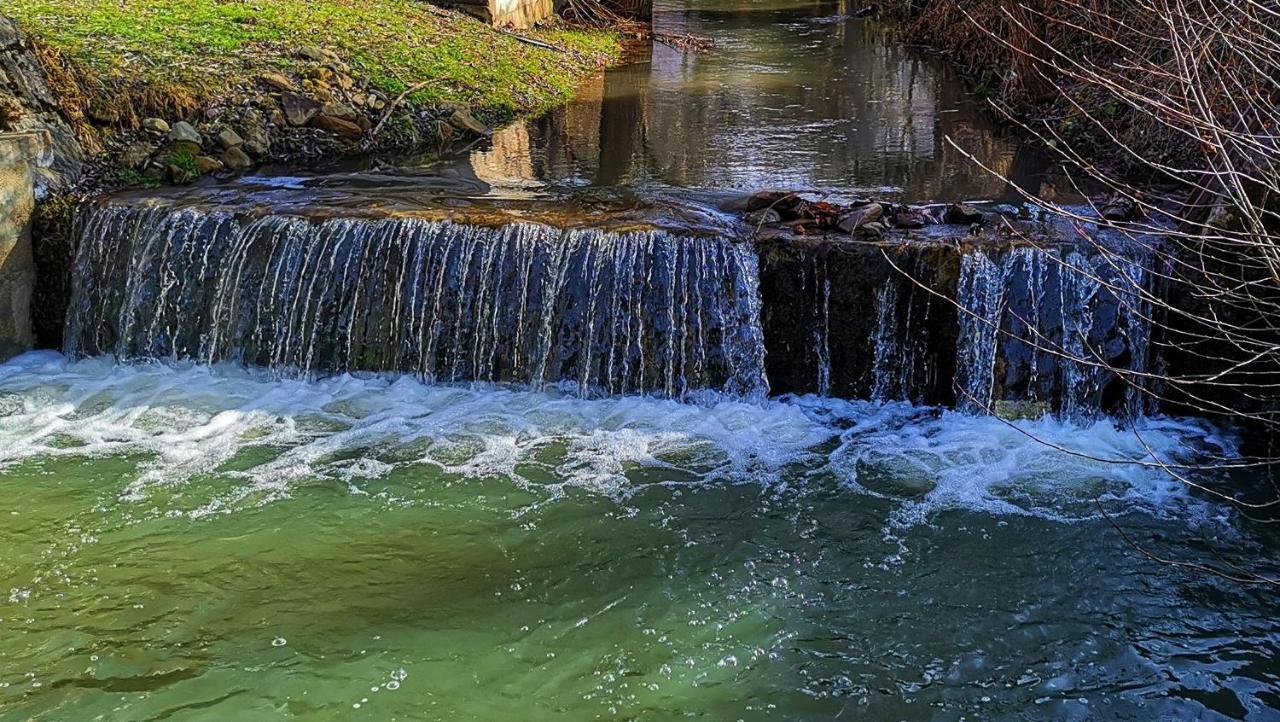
59, 198, 1159, 418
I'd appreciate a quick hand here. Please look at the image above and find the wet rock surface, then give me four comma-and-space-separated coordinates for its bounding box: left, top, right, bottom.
0, 16, 83, 192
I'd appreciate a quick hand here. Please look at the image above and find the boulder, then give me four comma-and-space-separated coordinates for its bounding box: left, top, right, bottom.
142, 117, 170, 135
892, 208, 929, 229
215, 128, 244, 149
258, 72, 296, 92
837, 203, 884, 234
118, 142, 155, 170
448, 108, 491, 137
222, 146, 253, 170
746, 190, 799, 213
944, 203, 984, 225
280, 92, 321, 127
167, 121, 203, 146
194, 155, 224, 174
746, 208, 782, 226
311, 114, 363, 142
298, 45, 342, 65
320, 102, 359, 122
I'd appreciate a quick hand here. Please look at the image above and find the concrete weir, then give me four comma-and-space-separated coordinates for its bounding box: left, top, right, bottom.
0, 130, 48, 361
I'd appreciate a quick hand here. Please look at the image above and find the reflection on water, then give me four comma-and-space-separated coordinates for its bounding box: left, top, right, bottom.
468, 0, 1048, 200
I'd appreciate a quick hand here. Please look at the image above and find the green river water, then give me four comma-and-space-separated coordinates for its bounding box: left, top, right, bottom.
1, 355, 1277, 720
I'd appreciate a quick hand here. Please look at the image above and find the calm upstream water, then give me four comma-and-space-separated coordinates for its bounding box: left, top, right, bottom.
424, 0, 1049, 201
3, 1, 1280, 720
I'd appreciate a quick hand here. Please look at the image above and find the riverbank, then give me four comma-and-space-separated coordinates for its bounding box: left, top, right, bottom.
1, 1, 621, 189
879, 1, 1199, 174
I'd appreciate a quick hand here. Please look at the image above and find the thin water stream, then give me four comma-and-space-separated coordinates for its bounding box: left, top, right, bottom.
3, 1, 1279, 720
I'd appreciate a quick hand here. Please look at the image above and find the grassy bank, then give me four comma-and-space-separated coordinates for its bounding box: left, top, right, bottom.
7, 0, 620, 125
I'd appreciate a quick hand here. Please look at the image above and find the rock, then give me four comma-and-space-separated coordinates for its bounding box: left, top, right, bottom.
993, 400, 1051, 421
448, 108, 491, 137
215, 129, 244, 149
858, 221, 886, 238
280, 92, 321, 126
118, 142, 155, 170
335, 74, 355, 91
167, 163, 196, 184
0, 15, 20, 48
311, 114, 364, 142
746, 208, 783, 226
944, 203, 984, 225
142, 117, 170, 135
1101, 195, 1139, 222
893, 208, 929, 229
194, 155, 224, 174
258, 72, 296, 92
746, 190, 799, 213
837, 203, 884, 234
321, 102, 359, 122
298, 45, 341, 65
168, 121, 203, 146
243, 139, 270, 158
222, 146, 253, 170
164, 140, 202, 158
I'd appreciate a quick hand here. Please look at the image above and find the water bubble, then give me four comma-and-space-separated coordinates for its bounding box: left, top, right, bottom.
272, 637, 287, 647
386, 680, 400, 691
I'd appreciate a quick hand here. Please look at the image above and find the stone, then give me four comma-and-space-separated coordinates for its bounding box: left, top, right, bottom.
1101, 195, 1138, 222
448, 108, 491, 137
142, 117, 170, 135
118, 142, 155, 170
298, 45, 341, 65
0, 16, 21, 49
944, 203, 983, 225
164, 140, 202, 158
244, 138, 270, 157
194, 155, 224, 174
168, 121, 203, 146
215, 128, 243, 149
321, 102, 359, 122
280, 92, 321, 126
311, 114, 364, 142
893, 209, 929, 229
837, 203, 884, 234
222, 146, 253, 170
858, 221, 886, 238
745, 208, 782, 226
993, 400, 1051, 421
258, 72, 296, 92
746, 190, 799, 213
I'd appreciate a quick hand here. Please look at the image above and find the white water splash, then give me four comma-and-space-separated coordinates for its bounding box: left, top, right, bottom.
0, 353, 1234, 526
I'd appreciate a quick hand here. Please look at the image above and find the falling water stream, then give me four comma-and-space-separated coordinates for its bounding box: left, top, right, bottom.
3, 1, 1279, 720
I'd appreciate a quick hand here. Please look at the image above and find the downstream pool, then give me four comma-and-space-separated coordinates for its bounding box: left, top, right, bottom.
1, 353, 1277, 720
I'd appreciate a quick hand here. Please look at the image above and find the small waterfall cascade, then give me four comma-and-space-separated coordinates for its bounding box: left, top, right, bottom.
65, 202, 770, 399
953, 245, 1154, 419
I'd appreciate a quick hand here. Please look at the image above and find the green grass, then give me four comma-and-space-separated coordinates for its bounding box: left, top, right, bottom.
6, 0, 621, 122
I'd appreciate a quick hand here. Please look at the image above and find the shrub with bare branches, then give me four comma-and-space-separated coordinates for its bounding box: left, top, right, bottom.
889, 0, 1280, 581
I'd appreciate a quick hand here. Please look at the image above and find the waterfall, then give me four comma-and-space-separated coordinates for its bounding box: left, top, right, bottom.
65, 202, 770, 400
954, 244, 1153, 419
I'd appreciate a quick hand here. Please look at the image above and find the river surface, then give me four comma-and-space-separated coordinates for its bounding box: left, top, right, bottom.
3, 1, 1280, 720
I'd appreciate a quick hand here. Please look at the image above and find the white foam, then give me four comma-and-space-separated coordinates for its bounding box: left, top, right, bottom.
0, 353, 1236, 525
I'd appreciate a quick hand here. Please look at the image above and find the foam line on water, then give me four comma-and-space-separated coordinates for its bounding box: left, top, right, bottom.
0, 353, 1237, 526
